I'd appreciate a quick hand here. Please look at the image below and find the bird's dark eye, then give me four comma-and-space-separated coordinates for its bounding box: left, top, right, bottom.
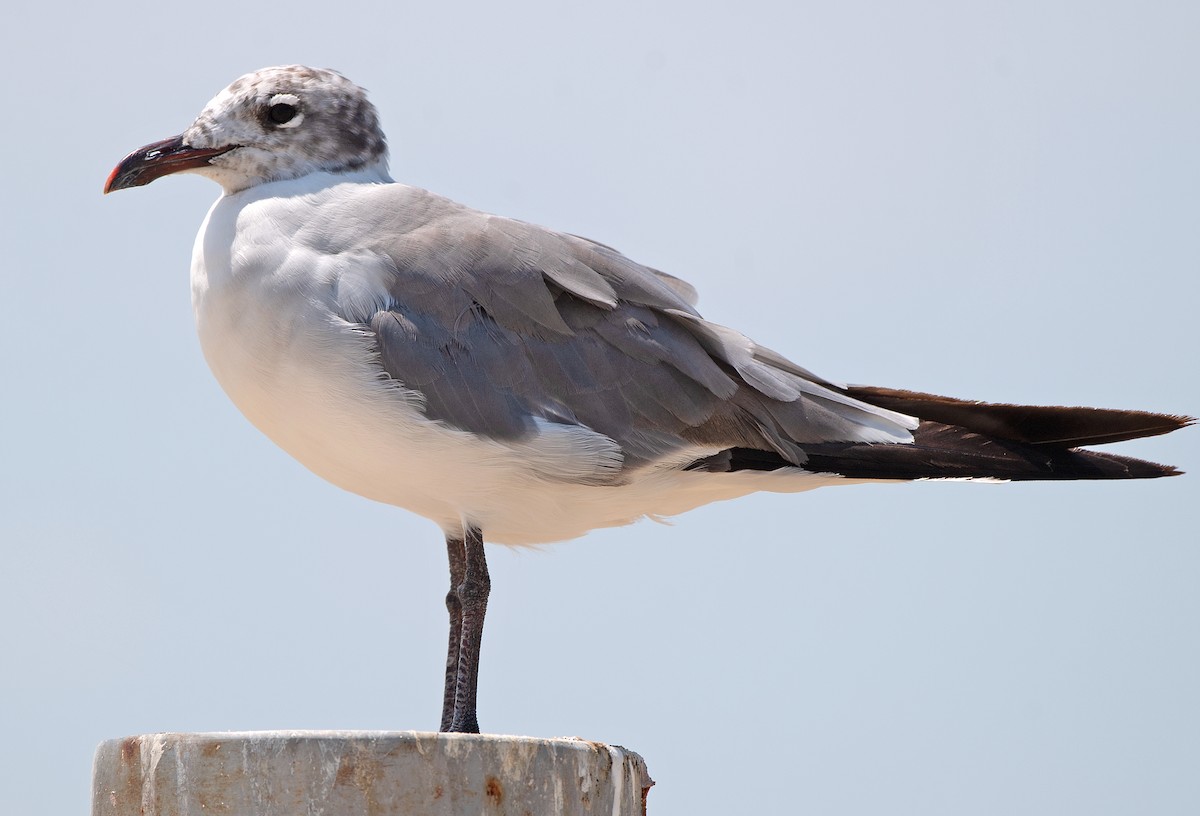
268, 102, 298, 125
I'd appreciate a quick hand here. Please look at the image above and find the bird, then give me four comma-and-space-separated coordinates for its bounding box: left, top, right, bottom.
105, 65, 1191, 734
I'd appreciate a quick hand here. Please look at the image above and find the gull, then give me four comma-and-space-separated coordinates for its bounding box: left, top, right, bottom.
105, 65, 1191, 734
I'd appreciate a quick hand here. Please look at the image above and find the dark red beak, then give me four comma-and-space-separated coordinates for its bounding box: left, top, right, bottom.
104, 135, 236, 194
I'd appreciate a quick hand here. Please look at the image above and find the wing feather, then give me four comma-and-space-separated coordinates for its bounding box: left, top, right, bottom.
338, 184, 918, 471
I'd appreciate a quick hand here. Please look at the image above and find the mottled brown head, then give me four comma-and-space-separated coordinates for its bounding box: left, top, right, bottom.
105, 65, 389, 195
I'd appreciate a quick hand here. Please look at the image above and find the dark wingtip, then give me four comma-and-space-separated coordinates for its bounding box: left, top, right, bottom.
793, 421, 1188, 482
1094, 455, 1185, 480
845, 385, 1195, 448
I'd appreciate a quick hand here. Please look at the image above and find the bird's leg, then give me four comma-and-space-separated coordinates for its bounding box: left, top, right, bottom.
448, 525, 490, 733
439, 532, 467, 732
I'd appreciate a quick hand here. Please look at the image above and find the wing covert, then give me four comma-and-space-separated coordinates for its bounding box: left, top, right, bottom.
338, 185, 917, 470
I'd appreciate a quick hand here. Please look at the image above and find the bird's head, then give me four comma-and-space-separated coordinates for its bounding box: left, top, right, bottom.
104, 65, 389, 195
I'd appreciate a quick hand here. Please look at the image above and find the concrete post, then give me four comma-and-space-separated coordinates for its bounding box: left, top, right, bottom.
92, 731, 653, 815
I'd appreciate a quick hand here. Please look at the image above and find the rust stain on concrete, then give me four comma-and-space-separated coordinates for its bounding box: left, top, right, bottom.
119, 737, 140, 765
484, 775, 504, 805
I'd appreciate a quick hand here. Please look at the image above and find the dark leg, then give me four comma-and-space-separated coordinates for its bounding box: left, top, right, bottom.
439, 532, 467, 732
448, 525, 490, 733
439, 525, 489, 734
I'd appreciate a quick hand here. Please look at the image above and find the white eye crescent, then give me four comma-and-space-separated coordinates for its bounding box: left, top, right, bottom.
265, 93, 303, 128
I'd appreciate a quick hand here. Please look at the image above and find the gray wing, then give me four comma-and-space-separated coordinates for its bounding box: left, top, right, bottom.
346, 185, 916, 469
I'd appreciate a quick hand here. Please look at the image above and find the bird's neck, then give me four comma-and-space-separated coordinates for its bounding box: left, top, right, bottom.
223, 158, 394, 199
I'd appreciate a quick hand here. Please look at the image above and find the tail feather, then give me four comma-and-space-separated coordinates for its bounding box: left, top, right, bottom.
844, 385, 1193, 448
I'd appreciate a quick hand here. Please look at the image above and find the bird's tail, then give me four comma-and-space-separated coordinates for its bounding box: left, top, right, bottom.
791, 386, 1193, 481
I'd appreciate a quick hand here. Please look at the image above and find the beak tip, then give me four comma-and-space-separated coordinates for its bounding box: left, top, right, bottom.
103, 162, 139, 194
104, 155, 142, 195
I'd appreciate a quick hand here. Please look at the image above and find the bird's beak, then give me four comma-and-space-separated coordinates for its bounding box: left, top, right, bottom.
104, 135, 236, 194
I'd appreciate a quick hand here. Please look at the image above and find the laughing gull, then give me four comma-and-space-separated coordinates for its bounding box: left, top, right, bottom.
105, 65, 1191, 734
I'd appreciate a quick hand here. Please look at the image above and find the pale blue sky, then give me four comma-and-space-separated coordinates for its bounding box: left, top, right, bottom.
2, 2, 1197, 814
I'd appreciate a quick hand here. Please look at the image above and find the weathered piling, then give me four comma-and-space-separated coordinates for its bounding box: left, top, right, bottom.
92, 731, 653, 815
